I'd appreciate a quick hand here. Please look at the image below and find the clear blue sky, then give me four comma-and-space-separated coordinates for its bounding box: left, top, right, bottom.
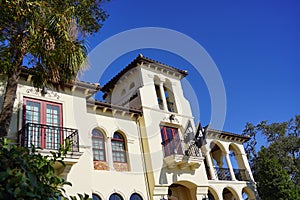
84, 0, 300, 135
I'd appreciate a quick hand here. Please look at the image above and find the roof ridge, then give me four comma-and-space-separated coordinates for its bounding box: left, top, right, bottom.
101, 54, 188, 94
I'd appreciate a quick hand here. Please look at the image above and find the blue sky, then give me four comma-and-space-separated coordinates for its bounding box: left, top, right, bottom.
84, 0, 300, 135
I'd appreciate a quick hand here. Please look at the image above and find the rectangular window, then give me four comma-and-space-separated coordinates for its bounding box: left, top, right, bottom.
160, 126, 183, 156
23, 98, 62, 149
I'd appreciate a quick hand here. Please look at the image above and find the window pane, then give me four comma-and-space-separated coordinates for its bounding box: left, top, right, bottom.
92, 193, 102, 200
130, 193, 143, 200
93, 129, 104, 137
92, 129, 106, 161
24, 98, 62, 149
160, 126, 182, 156
46, 105, 60, 126
25, 101, 41, 147
113, 132, 124, 140
109, 193, 123, 200
25, 101, 40, 124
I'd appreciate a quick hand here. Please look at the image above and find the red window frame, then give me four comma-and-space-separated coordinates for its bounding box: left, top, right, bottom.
23, 97, 63, 149
160, 126, 183, 156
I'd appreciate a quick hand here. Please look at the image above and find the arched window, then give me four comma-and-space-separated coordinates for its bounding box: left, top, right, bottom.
109, 193, 123, 200
129, 82, 135, 90
92, 129, 106, 161
130, 193, 143, 200
163, 82, 177, 113
121, 88, 126, 96
112, 132, 127, 163
92, 193, 102, 200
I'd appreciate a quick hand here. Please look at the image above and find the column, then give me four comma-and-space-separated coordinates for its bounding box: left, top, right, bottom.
159, 81, 168, 111
206, 152, 217, 180
107, 137, 114, 170
225, 151, 236, 181
239, 152, 254, 181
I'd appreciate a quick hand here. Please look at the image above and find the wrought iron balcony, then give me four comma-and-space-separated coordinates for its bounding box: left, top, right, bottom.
18, 123, 79, 152
233, 168, 250, 181
162, 139, 203, 170
215, 167, 232, 181
212, 167, 250, 181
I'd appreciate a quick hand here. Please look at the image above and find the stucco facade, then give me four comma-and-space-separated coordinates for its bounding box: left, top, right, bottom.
0, 54, 258, 200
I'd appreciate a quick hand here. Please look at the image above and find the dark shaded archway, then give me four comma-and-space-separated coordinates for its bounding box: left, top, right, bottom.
168, 181, 197, 200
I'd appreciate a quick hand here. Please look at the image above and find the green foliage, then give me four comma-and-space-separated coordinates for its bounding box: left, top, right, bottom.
243, 115, 300, 199
0, 140, 91, 200
0, 1, 109, 197
254, 148, 300, 200
0, 0, 109, 137
0, 0, 109, 85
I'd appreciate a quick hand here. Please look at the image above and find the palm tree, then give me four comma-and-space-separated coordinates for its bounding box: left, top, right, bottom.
0, 0, 109, 137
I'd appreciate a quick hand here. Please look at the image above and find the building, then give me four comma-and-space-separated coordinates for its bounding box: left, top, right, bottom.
0, 54, 259, 200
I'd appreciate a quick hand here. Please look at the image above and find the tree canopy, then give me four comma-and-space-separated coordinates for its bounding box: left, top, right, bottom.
243, 115, 300, 199
0, 0, 109, 137
0, 140, 91, 199
0, 1, 109, 198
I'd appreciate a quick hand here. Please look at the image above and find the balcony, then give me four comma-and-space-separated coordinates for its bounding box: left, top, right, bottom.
215, 167, 232, 181
234, 168, 250, 181
18, 123, 81, 178
212, 167, 250, 181
162, 139, 203, 170
18, 123, 79, 152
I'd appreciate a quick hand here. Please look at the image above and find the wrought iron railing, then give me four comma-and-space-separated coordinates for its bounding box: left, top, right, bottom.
233, 168, 249, 181
185, 142, 201, 157
215, 167, 232, 180
213, 167, 250, 181
18, 123, 79, 152
162, 139, 202, 158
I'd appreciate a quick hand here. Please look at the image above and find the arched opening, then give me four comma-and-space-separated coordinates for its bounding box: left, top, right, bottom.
130, 193, 143, 200
229, 143, 249, 181
222, 187, 238, 200
121, 88, 126, 96
242, 187, 256, 200
109, 193, 123, 200
92, 129, 106, 161
207, 187, 218, 200
92, 129, 109, 170
111, 131, 129, 171
210, 142, 232, 180
112, 132, 127, 163
92, 193, 102, 200
168, 181, 197, 200
154, 76, 164, 110
164, 79, 177, 113
129, 82, 135, 90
